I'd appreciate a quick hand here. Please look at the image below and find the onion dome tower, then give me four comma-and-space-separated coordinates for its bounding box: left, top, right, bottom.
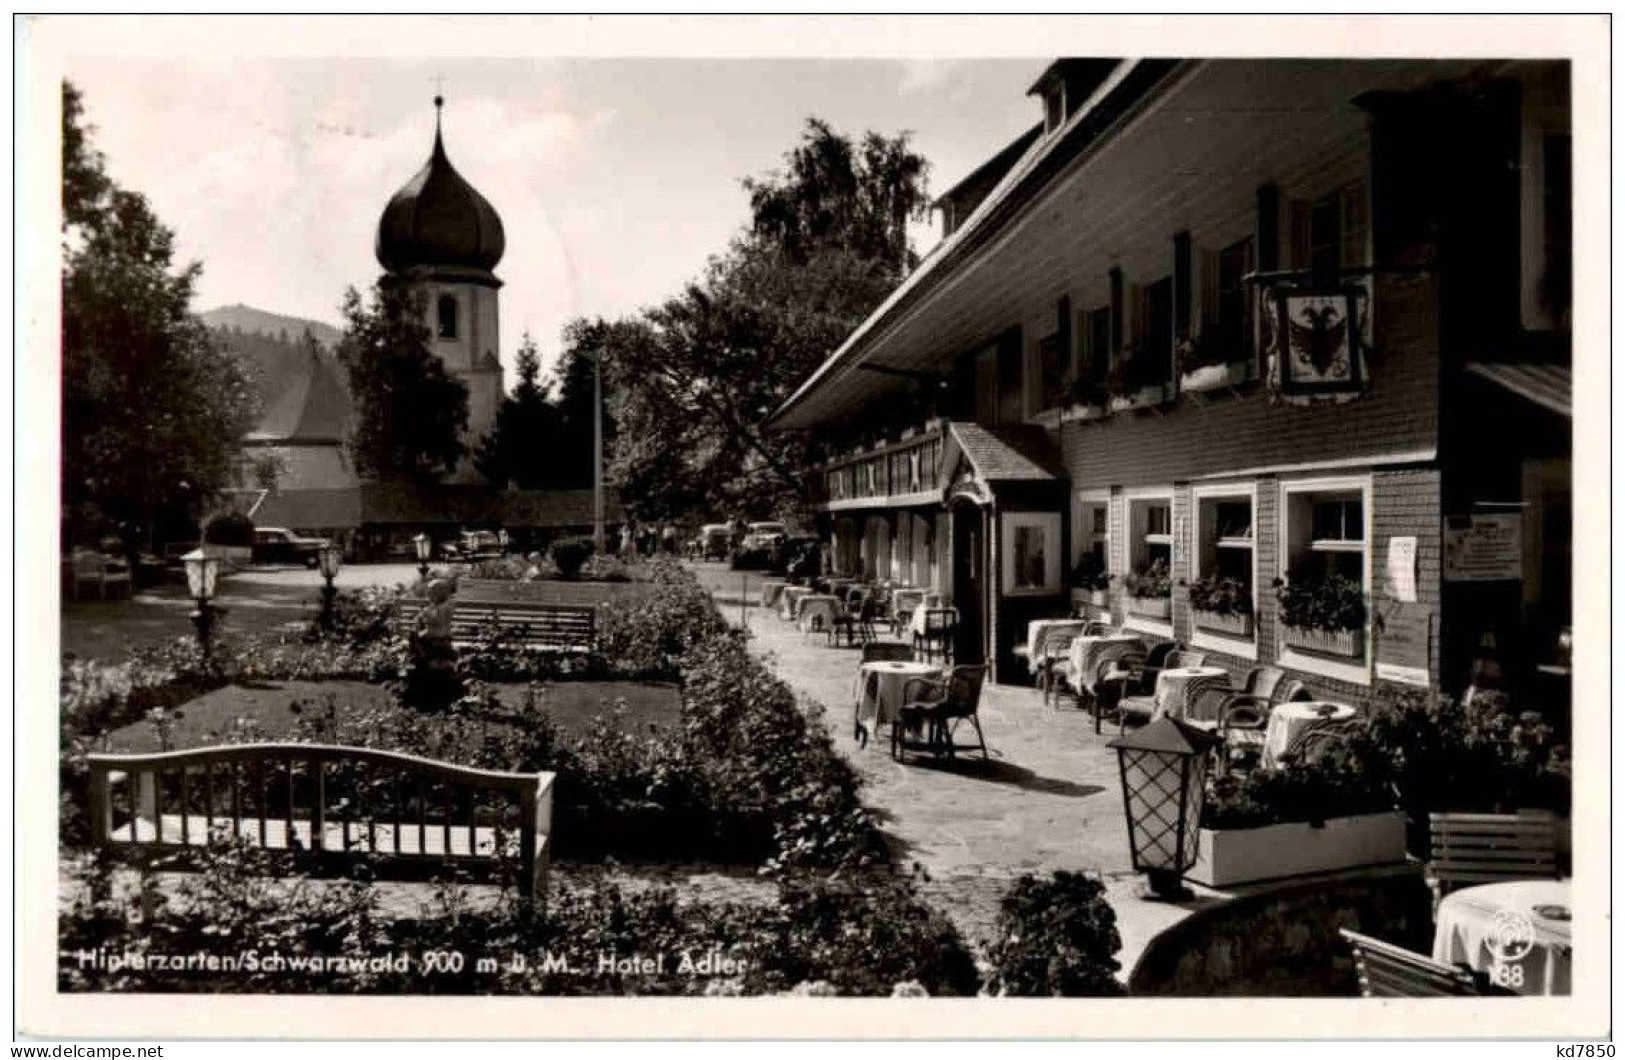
375, 96, 505, 481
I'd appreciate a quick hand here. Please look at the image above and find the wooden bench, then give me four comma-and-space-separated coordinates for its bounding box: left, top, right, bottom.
87, 743, 555, 903
1339, 928, 1510, 997
1428, 811, 1560, 908
397, 598, 596, 654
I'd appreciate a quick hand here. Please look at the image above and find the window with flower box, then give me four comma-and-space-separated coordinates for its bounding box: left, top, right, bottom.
1277, 476, 1372, 684
1189, 484, 1257, 656
1071, 493, 1111, 609
1123, 492, 1174, 631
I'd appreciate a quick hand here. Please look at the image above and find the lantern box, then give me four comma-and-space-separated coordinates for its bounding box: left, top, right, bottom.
1186, 810, 1408, 888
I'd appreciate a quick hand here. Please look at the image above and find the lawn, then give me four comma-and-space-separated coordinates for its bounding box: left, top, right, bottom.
102, 678, 682, 753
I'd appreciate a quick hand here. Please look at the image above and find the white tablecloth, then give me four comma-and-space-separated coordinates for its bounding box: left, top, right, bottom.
855, 660, 943, 734
1432, 880, 1572, 995
797, 594, 842, 633
1152, 666, 1231, 719
1261, 701, 1358, 767
890, 588, 928, 624
779, 585, 815, 620
910, 605, 958, 638
760, 580, 788, 609
1024, 618, 1088, 673
1065, 633, 1146, 693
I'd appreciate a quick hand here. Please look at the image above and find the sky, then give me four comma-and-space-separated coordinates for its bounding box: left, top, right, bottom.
61, 53, 1043, 381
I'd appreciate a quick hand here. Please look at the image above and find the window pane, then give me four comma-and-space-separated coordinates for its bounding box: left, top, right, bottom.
1146, 503, 1171, 536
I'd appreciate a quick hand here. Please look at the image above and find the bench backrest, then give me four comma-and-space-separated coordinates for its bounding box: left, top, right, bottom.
87, 743, 555, 901
1338, 929, 1488, 997
1429, 811, 1559, 892
398, 598, 596, 651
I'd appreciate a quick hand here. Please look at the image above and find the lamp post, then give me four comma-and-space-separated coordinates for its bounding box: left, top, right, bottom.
413, 533, 432, 581
497, 528, 509, 556
1107, 716, 1221, 902
317, 541, 344, 630
181, 548, 221, 662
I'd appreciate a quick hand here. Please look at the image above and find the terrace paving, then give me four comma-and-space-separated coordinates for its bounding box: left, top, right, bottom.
690, 563, 1199, 972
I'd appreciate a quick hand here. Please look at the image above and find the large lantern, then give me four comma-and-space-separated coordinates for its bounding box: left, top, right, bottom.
413, 532, 432, 580
1108, 716, 1221, 901
317, 541, 344, 629
180, 548, 221, 659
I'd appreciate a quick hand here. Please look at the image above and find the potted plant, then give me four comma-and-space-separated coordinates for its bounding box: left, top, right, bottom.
1121, 556, 1172, 620
1274, 570, 1367, 657
1186, 573, 1253, 637
1188, 739, 1407, 887
1176, 327, 1247, 394
1105, 343, 1165, 411
1070, 552, 1112, 610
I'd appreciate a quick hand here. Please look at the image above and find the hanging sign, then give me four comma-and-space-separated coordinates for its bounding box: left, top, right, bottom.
1442, 513, 1523, 582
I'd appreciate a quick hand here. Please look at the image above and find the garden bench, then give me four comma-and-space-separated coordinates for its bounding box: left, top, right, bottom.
87, 743, 556, 902
397, 598, 597, 654
1427, 811, 1560, 908
1338, 929, 1509, 997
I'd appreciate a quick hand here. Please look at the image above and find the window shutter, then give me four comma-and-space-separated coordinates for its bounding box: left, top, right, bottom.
1341, 181, 1369, 268
1289, 201, 1311, 271
1200, 249, 1221, 329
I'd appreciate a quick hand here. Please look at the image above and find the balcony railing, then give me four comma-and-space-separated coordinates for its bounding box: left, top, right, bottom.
823, 424, 945, 507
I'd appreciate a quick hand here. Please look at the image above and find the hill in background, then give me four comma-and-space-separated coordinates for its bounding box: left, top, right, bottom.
200, 304, 349, 429
199, 303, 343, 348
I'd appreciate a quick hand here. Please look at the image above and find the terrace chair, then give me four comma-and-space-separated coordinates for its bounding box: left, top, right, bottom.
914, 607, 957, 665
893, 664, 988, 763
1043, 621, 1111, 710
830, 591, 881, 647
889, 588, 926, 636
852, 641, 916, 744
798, 596, 840, 643
1099, 644, 1203, 733
1034, 624, 1085, 707
1338, 929, 1507, 997
1427, 812, 1560, 912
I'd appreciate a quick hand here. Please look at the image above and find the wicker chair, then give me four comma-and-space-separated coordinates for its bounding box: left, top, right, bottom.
893, 664, 987, 762
1206, 672, 1311, 773
1033, 624, 1085, 707
914, 607, 957, 664
1108, 647, 1209, 733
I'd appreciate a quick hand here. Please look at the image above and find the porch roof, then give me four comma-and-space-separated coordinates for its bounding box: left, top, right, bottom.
1465, 361, 1572, 419
943, 422, 1065, 485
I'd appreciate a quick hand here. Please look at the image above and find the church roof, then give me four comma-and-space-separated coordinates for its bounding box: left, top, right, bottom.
246, 350, 351, 445
375, 99, 506, 280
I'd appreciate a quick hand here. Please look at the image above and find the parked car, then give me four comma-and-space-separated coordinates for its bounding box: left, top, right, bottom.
458, 529, 504, 560
250, 527, 329, 568
730, 521, 789, 570
770, 533, 822, 577
696, 523, 733, 562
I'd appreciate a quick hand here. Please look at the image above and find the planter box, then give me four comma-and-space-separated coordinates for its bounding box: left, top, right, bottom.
1179, 361, 1250, 394
1193, 609, 1253, 638
1067, 403, 1108, 422
1282, 625, 1364, 658
1188, 811, 1408, 888
1071, 588, 1111, 611
1126, 595, 1171, 621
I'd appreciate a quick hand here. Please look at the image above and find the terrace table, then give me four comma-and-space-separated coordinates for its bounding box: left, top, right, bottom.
780, 585, 815, 621
1432, 879, 1572, 996
1260, 701, 1358, 767
760, 580, 788, 610
1022, 618, 1088, 675
797, 594, 842, 637
1065, 632, 1147, 694
1152, 666, 1230, 720
854, 660, 943, 745
890, 588, 928, 630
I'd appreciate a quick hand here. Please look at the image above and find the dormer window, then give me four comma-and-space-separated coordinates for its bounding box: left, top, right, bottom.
437, 294, 458, 339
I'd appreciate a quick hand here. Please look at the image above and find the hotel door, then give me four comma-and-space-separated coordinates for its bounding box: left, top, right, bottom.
951, 501, 985, 665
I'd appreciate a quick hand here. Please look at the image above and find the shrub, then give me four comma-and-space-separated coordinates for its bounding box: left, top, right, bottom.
982, 872, 1124, 996
1070, 551, 1110, 592
1202, 739, 1398, 830
1185, 574, 1252, 617
598, 559, 732, 679
1273, 570, 1366, 633
549, 537, 595, 580
1123, 556, 1172, 599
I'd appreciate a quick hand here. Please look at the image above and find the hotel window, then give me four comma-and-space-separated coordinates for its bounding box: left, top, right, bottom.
1292, 182, 1368, 283
437, 294, 459, 339
1190, 488, 1256, 643
1213, 237, 1255, 362
1072, 495, 1110, 593
1077, 305, 1111, 390
1124, 494, 1174, 623
1037, 333, 1067, 412
1136, 277, 1174, 387
1002, 513, 1062, 595
1279, 478, 1371, 678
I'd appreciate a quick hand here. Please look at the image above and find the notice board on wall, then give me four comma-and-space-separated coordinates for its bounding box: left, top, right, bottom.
1385, 536, 1418, 602
1442, 513, 1523, 583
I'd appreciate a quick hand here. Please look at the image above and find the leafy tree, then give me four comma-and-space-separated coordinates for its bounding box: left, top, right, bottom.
550, 322, 616, 492
61, 81, 258, 549
474, 332, 560, 488
336, 281, 469, 483
591, 118, 931, 523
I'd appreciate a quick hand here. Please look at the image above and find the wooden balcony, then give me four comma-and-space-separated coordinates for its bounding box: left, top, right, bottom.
821, 423, 946, 511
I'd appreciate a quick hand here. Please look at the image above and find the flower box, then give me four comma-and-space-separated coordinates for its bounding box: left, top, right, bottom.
1067, 403, 1108, 422
1125, 596, 1171, 621
1071, 588, 1110, 611
1282, 625, 1364, 659
1193, 609, 1253, 638
1179, 361, 1250, 394
1187, 811, 1408, 888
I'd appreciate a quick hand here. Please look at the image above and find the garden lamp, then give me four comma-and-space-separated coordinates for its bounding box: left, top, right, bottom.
413, 532, 432, 580
1108, 716, 1221, 901
317, 541, 344, 630
180, 547, 221, 660
497, 528, 509, 554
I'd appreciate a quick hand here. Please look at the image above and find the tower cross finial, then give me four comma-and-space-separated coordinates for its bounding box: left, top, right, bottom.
432, 73, 446, 132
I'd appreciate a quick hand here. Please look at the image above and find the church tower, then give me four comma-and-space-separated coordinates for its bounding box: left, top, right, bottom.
374, 96, 505, 482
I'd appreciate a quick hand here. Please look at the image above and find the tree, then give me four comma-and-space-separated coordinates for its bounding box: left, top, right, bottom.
61, 81, 259, 549
474, 332, 560, 488
336, 280, 469, 483
591, 119, 931, 523
550, 323, 617, 491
